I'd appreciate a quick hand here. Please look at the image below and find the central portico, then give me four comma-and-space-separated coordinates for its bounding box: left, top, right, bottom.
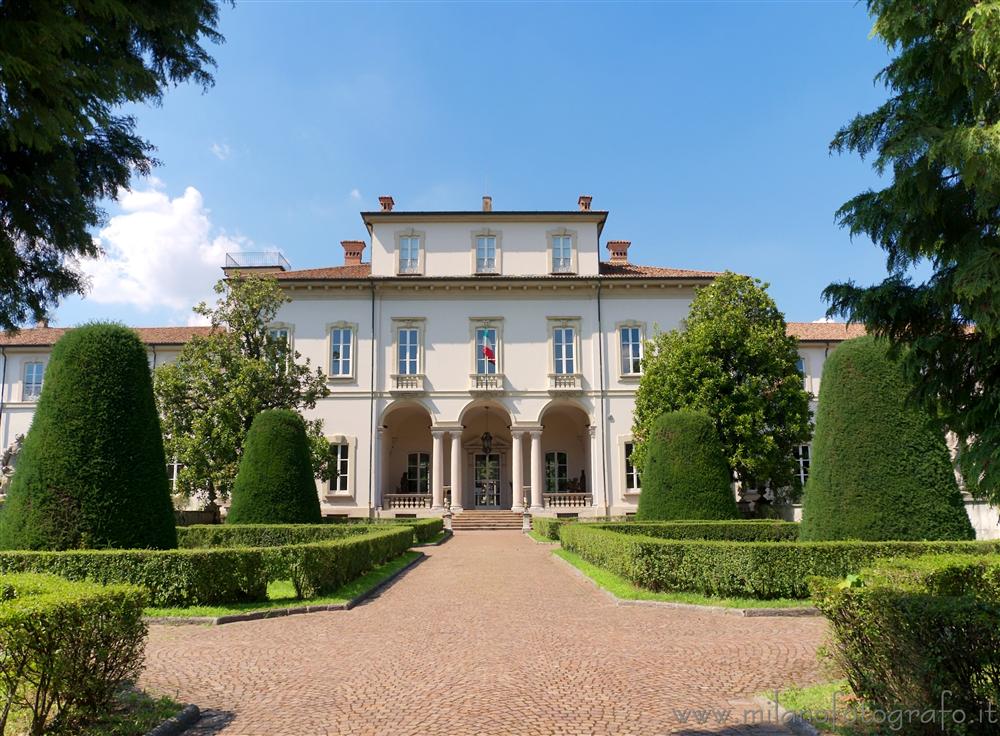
378, 398, 596, 515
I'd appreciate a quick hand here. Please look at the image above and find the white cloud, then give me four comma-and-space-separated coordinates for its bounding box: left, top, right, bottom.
210, 142, 231, 160
81, 184, 244, 318
812, 316, 836, 323
349, 188, 362, 201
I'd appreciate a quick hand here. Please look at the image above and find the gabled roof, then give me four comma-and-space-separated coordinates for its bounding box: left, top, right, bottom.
786, 322, 867, 342
0, 326, 215, 348
273, 262, 721, 282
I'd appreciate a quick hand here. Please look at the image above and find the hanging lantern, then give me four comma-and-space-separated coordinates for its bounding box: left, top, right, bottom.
481, 406, 493, 454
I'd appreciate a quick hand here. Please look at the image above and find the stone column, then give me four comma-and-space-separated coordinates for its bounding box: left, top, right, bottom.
450, 432, 463, 512
431, 429, 445, 510
377, 427, 391, 510
587, 425, 598, 509
510, 431, 524, 511
529, 430, 544, 513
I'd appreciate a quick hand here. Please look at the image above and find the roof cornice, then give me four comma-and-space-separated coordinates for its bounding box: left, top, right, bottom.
361, 210, 610, 237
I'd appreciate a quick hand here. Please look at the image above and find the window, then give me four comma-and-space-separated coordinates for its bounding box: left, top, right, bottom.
268, 327, 289, 346
475, 327, 499, 374
330, 443, 350, 493
399, 235, 421, 274
624, 442, 641, 491
796, 357, 807, 389
545, 451, 568, 493
793, 444, 810, 487
551, 235, 573, 273
397, 327, 420, 375
553, 326, 575, 374
620, 326, 643, 376
476, 235, 497, 273
330, 327, 353, 376
406, 452, 431, 494
22, 362, 43, 401
166, 459, 184, 494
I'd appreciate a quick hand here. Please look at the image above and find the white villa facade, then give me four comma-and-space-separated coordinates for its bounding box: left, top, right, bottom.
1, 195, 996, 536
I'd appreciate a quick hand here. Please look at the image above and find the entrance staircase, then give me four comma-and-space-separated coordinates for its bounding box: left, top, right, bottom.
450, 510, 524, 531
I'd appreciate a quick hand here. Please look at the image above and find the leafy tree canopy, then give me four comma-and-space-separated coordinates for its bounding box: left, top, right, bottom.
154, 276, 331, 505
0, 0, 225, 330
825, 0, 1000, 498
633, 272, 812, 495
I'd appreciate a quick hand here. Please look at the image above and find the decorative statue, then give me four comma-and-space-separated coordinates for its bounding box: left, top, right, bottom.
0, 434, 25, 493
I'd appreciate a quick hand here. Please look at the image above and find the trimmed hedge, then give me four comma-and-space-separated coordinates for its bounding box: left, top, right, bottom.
177, 523, 376, 549
637, 410, 739, 521
801, 337, 974, 541
0, 527, 412, 607
0, 573, 146, 734
560, 523, 999, 599
532, 517, 568, 541
812, 555, 1000, 734
228, 409, 322, 525
373, 517, 444, 544
592, 520, 800, 542
0, 323, 177, 550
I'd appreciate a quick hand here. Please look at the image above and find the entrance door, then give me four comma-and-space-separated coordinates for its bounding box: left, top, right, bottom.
473, 453, 502, 508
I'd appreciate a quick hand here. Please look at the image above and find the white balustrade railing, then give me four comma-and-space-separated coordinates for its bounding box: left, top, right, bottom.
548, 373, 581, 392
543, 493, 591, 508
469, 373, 504, 392
384, 494, 432, 509
390, 374, 425, 393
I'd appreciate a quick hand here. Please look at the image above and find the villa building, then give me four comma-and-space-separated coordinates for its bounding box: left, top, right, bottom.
1, 195, 995, 536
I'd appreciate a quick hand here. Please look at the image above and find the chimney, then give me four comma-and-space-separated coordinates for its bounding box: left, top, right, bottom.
578, 195, 592, 212
607, 240, 631, 264
378, 195, 394, 212
341, 240, 366, 266
482, 195, 492, 212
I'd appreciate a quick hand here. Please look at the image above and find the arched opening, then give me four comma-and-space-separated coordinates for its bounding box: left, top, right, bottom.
539, 402, 593, 509
456, 400, 513, 509
380, 401, 433, 511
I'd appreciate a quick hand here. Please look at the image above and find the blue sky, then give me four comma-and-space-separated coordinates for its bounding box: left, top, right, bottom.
59, 0, 895, 327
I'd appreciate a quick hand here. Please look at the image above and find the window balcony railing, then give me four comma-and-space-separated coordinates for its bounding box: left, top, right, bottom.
543, 493, 591, 509
551, 260, 574, 274
390, 374, 426, 394
398, 262, 421, 275
469, 373, 504, 393
548, 373, 582, 394
384, 494, 432, 510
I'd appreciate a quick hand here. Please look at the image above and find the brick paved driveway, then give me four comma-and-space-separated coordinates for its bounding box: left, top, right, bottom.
142, 532, 827, 735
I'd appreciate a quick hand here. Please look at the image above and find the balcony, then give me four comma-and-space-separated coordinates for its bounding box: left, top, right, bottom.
384, 494, 432, 510
543, 493, 591, 509
469, 373, 504, 394
223, 251, 290, 274
390, 373, 426, 395
548, 373, 582, 394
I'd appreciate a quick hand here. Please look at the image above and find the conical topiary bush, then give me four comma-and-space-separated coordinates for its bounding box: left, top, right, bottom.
227, 409, 321, 524
800, 336, 973, 541
637, 409, 739, 520
0, 323, 177, 550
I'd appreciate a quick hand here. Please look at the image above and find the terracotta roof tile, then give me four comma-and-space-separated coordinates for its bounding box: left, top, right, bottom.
273, 262, 719, 281
786, 322, 867, 342
0, 326, 214, 348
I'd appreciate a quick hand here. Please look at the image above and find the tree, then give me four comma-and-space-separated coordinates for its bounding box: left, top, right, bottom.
155, 276, 331, 505
636, 410, 739, 521
825, 0, 1000, 499
633, 272, 813, 499
0, 323, 177, 550
800, 337, 974, 541
0, 1, 226, 331
227, 410, 323, 524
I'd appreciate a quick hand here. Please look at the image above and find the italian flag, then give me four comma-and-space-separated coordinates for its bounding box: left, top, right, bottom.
481, 334, 496, 364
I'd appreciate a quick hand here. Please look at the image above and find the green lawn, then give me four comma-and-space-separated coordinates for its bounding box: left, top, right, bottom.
767, 680, 870, 735
553, 548, 813, 609
8, 690, 182, 736
146, 551, 422, 618
527, 530, 558, 544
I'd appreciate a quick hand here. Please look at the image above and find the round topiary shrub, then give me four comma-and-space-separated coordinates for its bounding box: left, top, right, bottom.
637, 410, 739, 520
0, 323, 177, 550
800, 336, 974, 541
226, 409, 322, 524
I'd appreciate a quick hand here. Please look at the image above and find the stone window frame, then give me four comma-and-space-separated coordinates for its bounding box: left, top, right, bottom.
325, 433, 357, 498
325, 321, 358, 381
395, 228, 426, 276
619, 435, 642, 496
547, 316, 582, 376
22, 360, 45, 402
616, 320, 646, 381
546, 228, 578, 275
470, 229, 502, 275
267, 322, 294, 351
393, 317, 426, 377
469, 317, 504, 375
